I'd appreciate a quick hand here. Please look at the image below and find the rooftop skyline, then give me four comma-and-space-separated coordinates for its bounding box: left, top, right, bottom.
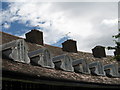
1, 1, 119, 55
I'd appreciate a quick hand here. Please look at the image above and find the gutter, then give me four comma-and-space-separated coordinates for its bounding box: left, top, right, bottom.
2, 69, 120, 89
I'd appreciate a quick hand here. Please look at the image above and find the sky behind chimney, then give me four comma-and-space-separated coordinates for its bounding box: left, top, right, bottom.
1, 1, 118, 55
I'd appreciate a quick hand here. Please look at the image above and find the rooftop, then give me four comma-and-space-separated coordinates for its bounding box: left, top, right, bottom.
1, 31, 120, 88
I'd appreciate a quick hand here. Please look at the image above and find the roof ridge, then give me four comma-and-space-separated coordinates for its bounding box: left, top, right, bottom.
1, 31, 62, 49
0, 31, 23, 39
45, 44, 62, 49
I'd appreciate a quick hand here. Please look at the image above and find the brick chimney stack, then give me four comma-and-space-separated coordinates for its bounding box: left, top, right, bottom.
25, 29, 44, 45
92, 46, 106, 58
62, 39, 78, 53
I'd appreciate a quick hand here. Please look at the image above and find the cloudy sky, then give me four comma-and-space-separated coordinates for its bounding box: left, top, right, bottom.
1, 0, 119, 55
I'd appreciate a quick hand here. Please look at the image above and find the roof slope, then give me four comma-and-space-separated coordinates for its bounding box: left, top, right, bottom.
1, 31, 120, 86
2, 58, 120, 85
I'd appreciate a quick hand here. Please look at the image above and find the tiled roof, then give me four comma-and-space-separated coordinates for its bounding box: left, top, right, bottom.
1, 31, 120, 86
2, 58, 120, 85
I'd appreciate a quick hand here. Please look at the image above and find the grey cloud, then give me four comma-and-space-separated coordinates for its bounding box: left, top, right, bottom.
2, 2, 118, 55
52, 2, 117, 18
42, 2, 118, 55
